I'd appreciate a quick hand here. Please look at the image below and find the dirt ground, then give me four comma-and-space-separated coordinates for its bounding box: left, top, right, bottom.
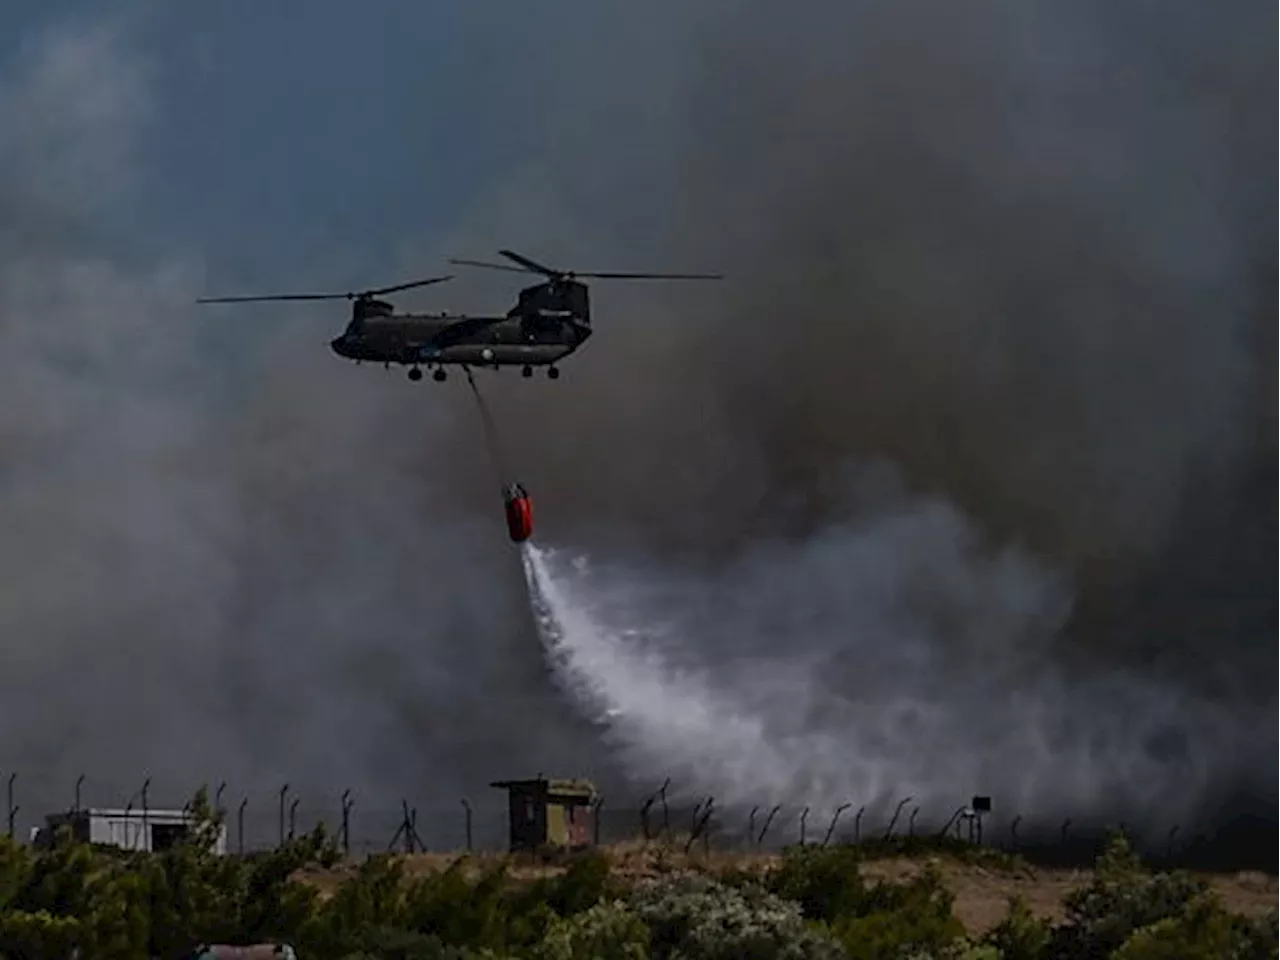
293, 844, 1279, 936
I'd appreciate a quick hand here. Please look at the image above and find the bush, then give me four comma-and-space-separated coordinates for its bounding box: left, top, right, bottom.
981, 896, 1052, 960
533, 900, 650, 960
1047, 832, 1211, 959
630, 872, 844, 960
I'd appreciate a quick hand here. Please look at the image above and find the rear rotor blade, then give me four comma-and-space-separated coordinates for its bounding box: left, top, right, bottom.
448, 258, 535, 275
498, 249, 562, 277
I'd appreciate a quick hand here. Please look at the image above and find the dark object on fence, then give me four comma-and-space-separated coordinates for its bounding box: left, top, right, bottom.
6, 772, 16, 839
277, 784, 289, 847
972, 795, 992, 814
885, 796, 913, 840
288, 797, 299, 840
490, 776, 598, 852
237, 798, 248, 855
757, 805, 781, 849
908, 806, 920, 837
342, 790, 354, 854
460, 798, 473, 851
799, 807, 810, 846
823, 803, 851, 847
853, 806, 865, 843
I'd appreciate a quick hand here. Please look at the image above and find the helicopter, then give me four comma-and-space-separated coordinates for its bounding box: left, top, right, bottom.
195, 249, 722, 382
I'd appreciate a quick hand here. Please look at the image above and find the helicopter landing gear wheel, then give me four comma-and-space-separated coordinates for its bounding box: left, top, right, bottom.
547, 366, 560, 380
433, 368, 447, 382
407, 366, 423, 382
521, 365, 533, 378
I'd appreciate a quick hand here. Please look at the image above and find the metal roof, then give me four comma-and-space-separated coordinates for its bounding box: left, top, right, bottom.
46, 807, 206, 821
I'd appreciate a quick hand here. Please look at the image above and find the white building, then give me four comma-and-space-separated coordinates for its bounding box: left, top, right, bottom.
32, 807, 228, 855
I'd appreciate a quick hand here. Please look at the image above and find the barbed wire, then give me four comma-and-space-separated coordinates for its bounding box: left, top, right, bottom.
0, 767, 1266, 872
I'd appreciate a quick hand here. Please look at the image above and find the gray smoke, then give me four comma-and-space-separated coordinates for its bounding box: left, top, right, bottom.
0, 0, 1273, 844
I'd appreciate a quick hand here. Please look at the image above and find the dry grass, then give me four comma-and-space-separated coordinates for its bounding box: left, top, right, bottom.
291, 840, 1279, 936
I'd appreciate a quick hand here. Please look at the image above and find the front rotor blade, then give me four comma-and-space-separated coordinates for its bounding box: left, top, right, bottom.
195, 292, 351, 303
498, 249, 562, 277
366, 274, 453, 296
574, 271, 724, 280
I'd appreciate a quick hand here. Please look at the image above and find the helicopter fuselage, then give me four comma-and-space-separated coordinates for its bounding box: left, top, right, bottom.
329, 310, 590, 370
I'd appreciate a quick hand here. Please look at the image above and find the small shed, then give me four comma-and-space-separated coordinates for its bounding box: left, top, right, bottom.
490, 777, 598, 852
33, 807, 227, 855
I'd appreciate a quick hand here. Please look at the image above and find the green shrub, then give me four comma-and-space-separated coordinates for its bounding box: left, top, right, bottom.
1112, 895, 1278, 960
1048, 833, 1209, 959
828, 868, 966, 960
767, 844, 869, 923
629, 872, 844, 959
533, 899, 650, 960
981, 896, 1052, 960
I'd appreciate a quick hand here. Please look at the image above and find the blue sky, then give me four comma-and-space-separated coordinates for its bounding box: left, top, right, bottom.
5, 3, 517, 284
4, 1, 700, 291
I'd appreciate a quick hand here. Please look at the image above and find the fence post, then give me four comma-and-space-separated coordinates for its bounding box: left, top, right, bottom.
822, 803, 851, 847
757, 805, 781, 850
278, 784, 289, 847
799, 806, 809, 846
288, 797, 300, 840
746, 806, 760, 848
639, 794, 655, 841
215, 782, 226, 817
884, 796, 912, 840
854, 805, 865, 843
908, 806, 919, 837
74, 774, 85, 814
5, 772, 16, 839
238, 798, 248, 854
659, 780, 670, 836
1010, 815, 1021, 850
593, 798, 605, 846
342, 790, 354, 855
141, 778, 150, 850
461, 798, 473, 851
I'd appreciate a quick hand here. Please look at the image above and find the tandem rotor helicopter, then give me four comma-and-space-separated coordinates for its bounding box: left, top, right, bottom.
196, 249, 722, 382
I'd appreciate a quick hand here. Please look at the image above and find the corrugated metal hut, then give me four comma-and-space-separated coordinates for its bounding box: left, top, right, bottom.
490, 776, 598, 852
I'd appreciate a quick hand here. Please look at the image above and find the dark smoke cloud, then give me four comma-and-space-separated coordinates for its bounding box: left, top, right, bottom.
433, 0, 1276, 830
0, 0, 1273, 848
